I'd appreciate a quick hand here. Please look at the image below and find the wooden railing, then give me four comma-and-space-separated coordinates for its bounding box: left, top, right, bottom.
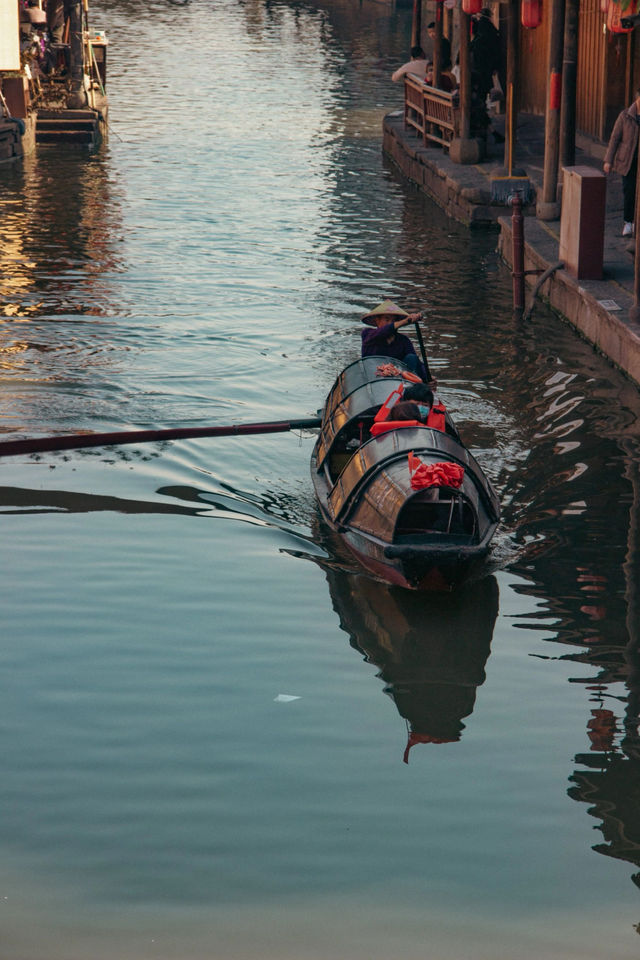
403, 74, 458, 149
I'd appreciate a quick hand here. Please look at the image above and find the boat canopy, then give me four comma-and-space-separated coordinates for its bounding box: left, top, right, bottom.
322, 356, 413, 424
316, 374, 406, 471
328, 427, 501, 528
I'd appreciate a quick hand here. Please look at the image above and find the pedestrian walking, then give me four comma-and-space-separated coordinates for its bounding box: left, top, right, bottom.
604, 88, 640, 237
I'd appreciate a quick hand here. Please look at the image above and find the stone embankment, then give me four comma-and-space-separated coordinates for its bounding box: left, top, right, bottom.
383, 109, 640, 387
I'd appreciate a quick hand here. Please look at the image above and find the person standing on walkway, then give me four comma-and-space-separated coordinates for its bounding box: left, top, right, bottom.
470, 8, 504, 144
470, 8, 501, 103
603, 88, 640, 238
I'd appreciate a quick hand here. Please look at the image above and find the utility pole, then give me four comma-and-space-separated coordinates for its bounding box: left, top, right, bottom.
537, 0, 566, 220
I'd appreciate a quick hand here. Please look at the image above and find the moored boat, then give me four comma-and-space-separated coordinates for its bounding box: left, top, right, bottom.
311, 356, 500, 590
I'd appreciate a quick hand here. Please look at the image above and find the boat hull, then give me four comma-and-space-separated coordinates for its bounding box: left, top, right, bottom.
312, 454, 494, 590
311, 358, 500, 591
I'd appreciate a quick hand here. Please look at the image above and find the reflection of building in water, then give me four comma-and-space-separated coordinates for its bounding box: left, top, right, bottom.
564, 457, 640, 893
0, 148, 121, 320
569, 726, 640, 891
325, 567, 498, 761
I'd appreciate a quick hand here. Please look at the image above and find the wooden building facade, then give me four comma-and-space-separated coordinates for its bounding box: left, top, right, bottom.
514, 0, 637, 144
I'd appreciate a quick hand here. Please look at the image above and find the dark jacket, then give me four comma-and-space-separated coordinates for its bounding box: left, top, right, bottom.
604, 102, 640, 176
361, 322, 427, 380
470, 16, 501, 78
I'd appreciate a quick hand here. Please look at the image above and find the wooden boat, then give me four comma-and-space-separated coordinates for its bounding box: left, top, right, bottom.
311, 356, 501, 590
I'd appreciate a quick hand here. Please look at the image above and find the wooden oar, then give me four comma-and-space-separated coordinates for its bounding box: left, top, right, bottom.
0, 417, 322, 459
412, 316, 433, 382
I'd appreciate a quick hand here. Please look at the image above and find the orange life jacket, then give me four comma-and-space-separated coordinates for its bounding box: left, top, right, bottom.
426, 404, 446, 431
373, 386, 405, 423
370, 419, 421, 437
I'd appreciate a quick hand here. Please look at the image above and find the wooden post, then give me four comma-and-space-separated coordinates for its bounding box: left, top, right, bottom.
633, 148, 640, 316
459, 10, 471, 140
449, 6, 483, 163
503, 0, 520, 171
512, 194, 525, 315
537, 0, 566, 220
560, 0, 579, 169
411, 0, 422, 51
433, 2, 443, 89
67, 1, 87, 109
444, 3, 453, 55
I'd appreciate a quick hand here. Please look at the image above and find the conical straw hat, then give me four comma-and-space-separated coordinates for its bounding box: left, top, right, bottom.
361, 299, 409, 326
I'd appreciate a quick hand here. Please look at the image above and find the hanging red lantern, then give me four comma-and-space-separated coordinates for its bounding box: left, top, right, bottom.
521, 0, 542, 28
462, 0, 482, 13
608, 0, 639, 32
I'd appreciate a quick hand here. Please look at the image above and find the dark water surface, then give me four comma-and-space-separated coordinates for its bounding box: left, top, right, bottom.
2, 1, 640, 957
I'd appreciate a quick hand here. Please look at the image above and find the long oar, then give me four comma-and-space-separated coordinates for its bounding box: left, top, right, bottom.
0, 417, 322, 459
412, 316, 433, 382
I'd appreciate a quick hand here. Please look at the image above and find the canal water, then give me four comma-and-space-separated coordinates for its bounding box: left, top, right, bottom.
1, 1, 640, 957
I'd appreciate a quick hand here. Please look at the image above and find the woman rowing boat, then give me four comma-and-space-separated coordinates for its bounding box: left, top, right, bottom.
360, 300, 428, 380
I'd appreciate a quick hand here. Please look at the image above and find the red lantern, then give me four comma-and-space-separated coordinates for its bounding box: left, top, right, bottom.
607, 0, 639, 32
522, 0, 542, 28
462, 0, 482, 13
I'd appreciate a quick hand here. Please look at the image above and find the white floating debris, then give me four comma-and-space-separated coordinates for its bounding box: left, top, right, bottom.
274, 694, 301, 703
597, 299, 621, 311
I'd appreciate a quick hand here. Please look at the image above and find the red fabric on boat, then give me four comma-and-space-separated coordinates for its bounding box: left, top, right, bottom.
376, 363, 402, 377
375, 363, 422, 383
408, 455, 465, 490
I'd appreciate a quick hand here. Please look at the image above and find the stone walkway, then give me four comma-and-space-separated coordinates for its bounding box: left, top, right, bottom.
382, 108, 640, 386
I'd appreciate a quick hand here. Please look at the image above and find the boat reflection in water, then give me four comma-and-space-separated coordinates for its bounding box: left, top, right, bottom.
325, 564, 499, 761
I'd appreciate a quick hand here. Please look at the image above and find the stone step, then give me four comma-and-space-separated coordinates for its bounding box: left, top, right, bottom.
37, 118, 96, 131
36, 128, 94, 144
37, 109, 97, 121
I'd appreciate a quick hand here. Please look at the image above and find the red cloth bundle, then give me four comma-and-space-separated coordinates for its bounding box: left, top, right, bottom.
408, 452, 464, 491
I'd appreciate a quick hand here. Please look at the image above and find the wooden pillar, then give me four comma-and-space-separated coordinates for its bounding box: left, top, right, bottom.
560, 0, 579, 169
503, 0, 520, 171
433, 2, 443, 89
633, 150, 640, 315
537, 0, 566, 220
66, 1, 87, 109
411, 0, 422, 51
459, 9, 471, 139
449, 7, 483, 164
444, 3, 453, 53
